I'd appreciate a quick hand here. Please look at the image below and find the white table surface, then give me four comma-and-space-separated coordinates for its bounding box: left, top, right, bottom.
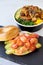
0, 0, 43, 65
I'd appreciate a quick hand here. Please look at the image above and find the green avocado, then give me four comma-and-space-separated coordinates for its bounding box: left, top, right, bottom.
14, 8, 22, 20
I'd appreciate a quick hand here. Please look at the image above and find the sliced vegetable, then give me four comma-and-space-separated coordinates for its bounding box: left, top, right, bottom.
15, 9, 21, 19
36, 43, 42, 48
5, 42, 12, 50
5, 48, 15, 54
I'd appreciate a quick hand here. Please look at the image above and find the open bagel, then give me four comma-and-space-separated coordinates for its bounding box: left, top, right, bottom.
0, 25, 19, 41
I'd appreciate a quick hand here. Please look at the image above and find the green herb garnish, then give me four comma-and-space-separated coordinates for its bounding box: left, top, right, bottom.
17, 18, 35, 25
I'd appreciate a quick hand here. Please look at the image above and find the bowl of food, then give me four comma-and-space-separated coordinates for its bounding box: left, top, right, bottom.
14, 5, 43, 32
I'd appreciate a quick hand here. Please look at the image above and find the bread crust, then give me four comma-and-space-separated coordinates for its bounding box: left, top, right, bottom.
0, 25, 19, 41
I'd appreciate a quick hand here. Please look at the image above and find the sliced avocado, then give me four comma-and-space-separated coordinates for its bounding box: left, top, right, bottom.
5, 43, 12, 50
14, 8, 22, 20
36, 43, 42, 48
4, 41, 9, 44
5, 48, 15, 54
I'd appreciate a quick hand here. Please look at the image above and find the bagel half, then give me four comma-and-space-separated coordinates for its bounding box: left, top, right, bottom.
0, 25, 19, 41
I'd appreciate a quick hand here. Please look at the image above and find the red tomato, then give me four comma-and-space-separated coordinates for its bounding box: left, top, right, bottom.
11, 43, 18, 49
30, 38, 38, 45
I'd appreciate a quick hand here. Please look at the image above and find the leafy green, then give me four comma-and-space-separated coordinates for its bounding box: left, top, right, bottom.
17, 18, 35, 25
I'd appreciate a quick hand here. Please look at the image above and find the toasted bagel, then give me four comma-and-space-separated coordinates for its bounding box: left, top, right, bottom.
0, 25, 19, 41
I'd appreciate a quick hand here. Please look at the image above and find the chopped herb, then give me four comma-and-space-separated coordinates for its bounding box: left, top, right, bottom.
17, 18, 35, 25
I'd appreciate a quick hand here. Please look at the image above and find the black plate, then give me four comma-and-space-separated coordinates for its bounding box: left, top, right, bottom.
0, 26, 43, 65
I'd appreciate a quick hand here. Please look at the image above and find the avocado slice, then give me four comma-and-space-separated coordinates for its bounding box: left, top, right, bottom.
14, 8, 22, 20
36, 43, 42, 48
